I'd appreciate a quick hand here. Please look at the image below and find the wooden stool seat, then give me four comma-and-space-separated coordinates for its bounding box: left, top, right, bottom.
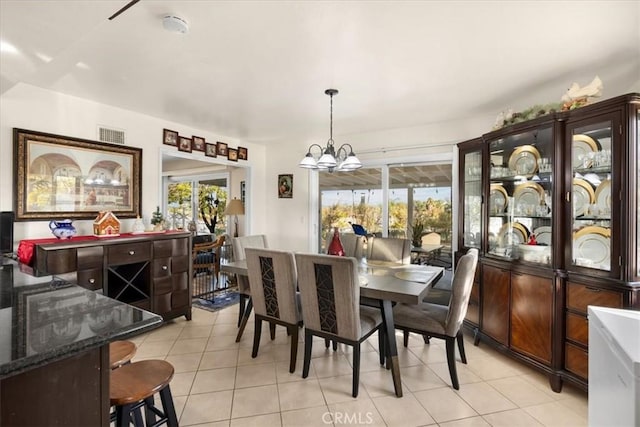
109, 340, 137, 369
110, 360, 178, 427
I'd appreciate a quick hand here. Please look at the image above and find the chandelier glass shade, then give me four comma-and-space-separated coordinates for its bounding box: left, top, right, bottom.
299, 89, 362, 173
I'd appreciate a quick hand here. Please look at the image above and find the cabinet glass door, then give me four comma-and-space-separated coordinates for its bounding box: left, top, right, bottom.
487, 126, 553, 265
569, 121, 612, 272
462, 150, 482, 249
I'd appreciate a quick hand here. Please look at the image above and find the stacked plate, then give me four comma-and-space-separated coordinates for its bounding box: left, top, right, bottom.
573, 226, 611, 270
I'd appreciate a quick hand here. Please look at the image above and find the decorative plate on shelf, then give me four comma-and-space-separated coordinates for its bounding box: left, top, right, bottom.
533, 226, 552, 246
508, 145, 540, 177
572, 134, 600, 168
573, 226, 611, 269
572, 178, 595, 217
594, 179, 612, 212
498, 222, 529, 247
513, 181, 544, 213
489, 184, 509, 215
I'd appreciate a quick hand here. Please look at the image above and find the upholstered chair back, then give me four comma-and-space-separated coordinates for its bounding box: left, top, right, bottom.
444, 248, 479, 337
245, 248, 300, 325
324, 233, 365, 260
295, 253, 362, 341
366, 236, 411, 264
232, 235, 269, 295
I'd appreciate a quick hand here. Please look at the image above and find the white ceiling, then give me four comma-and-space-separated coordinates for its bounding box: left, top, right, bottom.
1, 1, 638, 145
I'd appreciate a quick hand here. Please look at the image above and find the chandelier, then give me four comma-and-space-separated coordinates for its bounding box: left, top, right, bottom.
299, 89, 362, 172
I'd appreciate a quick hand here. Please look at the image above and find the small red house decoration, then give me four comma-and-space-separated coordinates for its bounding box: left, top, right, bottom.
93, 211, 121, 237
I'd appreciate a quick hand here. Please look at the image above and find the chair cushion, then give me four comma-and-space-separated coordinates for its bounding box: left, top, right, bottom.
392, 302, 449, 336
359, 305, 383, 338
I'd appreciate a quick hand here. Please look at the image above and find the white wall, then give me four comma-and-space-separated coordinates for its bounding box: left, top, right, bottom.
0, 83, 266, 244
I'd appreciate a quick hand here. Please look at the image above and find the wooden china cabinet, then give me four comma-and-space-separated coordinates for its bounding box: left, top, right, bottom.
457, 93, 640, 392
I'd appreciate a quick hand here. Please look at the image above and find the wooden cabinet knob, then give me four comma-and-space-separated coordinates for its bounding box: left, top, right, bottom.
129, 250, 135, 255
89, 278, 95, 284
162, 265, 168, 270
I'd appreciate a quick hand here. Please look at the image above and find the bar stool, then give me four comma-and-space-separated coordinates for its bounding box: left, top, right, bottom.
109, 340, 137, 369
110, 360, 178, 427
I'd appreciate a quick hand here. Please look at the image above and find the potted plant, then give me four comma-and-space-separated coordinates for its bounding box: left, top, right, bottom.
150, 206, 164, 231
411, 220, 425, 248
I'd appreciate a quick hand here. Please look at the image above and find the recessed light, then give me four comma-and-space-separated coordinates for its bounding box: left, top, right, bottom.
162, 15, 189, 34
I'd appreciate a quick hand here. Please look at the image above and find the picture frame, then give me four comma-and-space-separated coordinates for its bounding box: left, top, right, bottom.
163, 128, 178, 146
14, 128, 142, 221
217, 142, 228, 156
205, 142, 217, 158
192, 135, 206, 152
238, 146, 248, 161
227, 147, 238, 162
278, 174, 293, 199
178, 136, 192, 153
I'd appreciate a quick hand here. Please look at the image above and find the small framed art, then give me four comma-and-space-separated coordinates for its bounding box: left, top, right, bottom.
205, 142, 217, 157
163, 129, 178, 146
178, 136, 192, 153
217, 142, 228, 156
228, 147, 238, 162
238, 146, 248, 160
278, 174, 293, 199
192, 135, 205, 151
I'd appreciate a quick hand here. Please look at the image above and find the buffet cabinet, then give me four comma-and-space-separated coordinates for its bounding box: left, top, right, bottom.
30, 232, 192, 321
457, 93, 640, 392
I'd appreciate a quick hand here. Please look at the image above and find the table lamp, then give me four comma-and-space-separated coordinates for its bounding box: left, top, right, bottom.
224, 198, 244, 237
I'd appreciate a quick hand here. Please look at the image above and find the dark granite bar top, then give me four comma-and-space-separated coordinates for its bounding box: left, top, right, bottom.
0, 258, 163, 379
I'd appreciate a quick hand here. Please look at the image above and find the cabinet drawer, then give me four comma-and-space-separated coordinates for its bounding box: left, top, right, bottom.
566, 312, 589, 346
77, 246, 104, 269
172, 238, 189, 256
566, 282, 623, 313
153, 240, 173, 258
565, 342, 588, 379
108, 242, 150, 265
37, 248, 77, 275
77, 268, 103, 291
153, 258, 172, 277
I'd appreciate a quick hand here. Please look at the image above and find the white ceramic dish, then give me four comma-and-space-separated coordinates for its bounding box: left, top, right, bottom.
533, 226, 552, 246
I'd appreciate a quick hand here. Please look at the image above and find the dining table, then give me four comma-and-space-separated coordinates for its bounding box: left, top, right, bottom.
221, 257, 444, 398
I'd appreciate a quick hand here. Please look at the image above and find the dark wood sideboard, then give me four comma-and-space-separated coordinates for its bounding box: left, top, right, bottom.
25, 231, 193, 321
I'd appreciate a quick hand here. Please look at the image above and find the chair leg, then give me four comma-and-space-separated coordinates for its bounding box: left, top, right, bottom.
115, 404, 131, 427
352, 343, 361, 398
252, 317, 262, 358
445, 337, 460, 390
324, 338, 330, 348
289, 325, 298, 373
143, 396, 155, 426
378, 327, 385, 365
269, 322, 276, 340
235, 298, 253, 342
332, 340, 338, 351
403, 330, 409, 347
457, 332, 467, 364
302, 329, 313, 378
238, 294, 246, 326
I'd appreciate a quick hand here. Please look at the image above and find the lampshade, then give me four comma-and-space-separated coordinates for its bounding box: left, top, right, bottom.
224, 199, 245, 216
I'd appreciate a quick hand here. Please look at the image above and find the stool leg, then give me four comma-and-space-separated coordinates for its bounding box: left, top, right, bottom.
115, 404, 131, 427
159, 385, 179, 427
144, 396, 156, 426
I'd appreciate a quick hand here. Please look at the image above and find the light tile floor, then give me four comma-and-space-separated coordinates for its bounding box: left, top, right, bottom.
129, 305, 588, 427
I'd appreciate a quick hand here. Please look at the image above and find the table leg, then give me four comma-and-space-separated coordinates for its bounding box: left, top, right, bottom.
235, 297, 252, 343
380, 299, 402, 397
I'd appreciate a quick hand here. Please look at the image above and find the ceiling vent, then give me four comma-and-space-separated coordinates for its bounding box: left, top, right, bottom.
98, 126, 126, 145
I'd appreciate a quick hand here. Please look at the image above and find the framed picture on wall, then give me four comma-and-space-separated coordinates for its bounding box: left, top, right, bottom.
192, 135, 206, 152
205, 143, 217, 157
163, 129, 178, 146
217, 142, 228, 156
178, 136, 192, 153
238, 147, 248, 160
278, 174, 293, 199
227, 147, 238, 162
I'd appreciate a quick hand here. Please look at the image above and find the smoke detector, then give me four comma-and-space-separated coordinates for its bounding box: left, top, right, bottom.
162, 15, 189, 34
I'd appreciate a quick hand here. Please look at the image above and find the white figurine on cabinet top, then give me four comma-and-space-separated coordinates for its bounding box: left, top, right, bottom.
561, 75, 603, 110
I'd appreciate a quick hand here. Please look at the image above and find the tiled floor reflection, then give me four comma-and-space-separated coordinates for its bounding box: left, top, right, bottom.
130, 305, 588, 426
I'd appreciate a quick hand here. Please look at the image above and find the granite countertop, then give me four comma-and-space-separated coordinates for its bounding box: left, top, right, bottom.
0, 259, 163, 379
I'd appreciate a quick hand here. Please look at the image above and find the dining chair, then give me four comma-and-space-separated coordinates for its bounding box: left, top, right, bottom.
324, 232, 365, 260
366, 236, 412, 264
231, 235, 269, 341
245, 248, 302, 372
392, 248, 479, 390
295, 253, 384, 397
